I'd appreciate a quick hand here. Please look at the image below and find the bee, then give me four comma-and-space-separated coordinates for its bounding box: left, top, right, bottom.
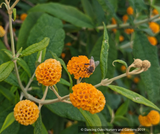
84, 56, 99, 74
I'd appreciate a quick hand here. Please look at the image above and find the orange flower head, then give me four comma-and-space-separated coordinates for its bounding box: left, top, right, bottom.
20, 13, 27, 21
119, 35, 124, 42
149, 22, 160, 34
125, 29, 134, 34
70, 83, 106, 114
147, 110, 160, 125
0, 26, 6, 37
67, 56, 91, 79
35, 58, 62, 86
120, 128, 135, 134
111, 18, 117, 24
66, 42, 71, 46
127, 6, 134, 15
148, 36, 158, 46
152, 9, 159, 15
138, 115, 152, 127
133, 77, 139, 83
112, 28, 117, 33
121, 65, 126, 72
14, 100, 39, 126
122, 15, 129, 23
61, 53, 66, 59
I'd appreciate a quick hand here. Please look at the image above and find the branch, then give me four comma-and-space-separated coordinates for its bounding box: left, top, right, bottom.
88, 14, 160, 31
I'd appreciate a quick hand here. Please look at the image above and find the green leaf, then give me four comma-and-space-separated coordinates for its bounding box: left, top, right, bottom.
108, 85, 160, 111
0, 61, 14, 82
17, 12, 43, 51
0, 112, 15, 133
34, 114, 48, 134
79, 109, 103, 134
4, 73, 19, 87
1, 49, 12, 59
50, 51, 73, 92
81, 0, 95, 20
17, 58, 31, 77
13, 8, 16, 21
97, 0, 120, 23
0, 86, 14, 102
100, 23, 109, 79
112, 60, 128, 68
21, 37, 50, 57
115, 100, 129, 116
29, 2, 94, 28
133, 32, 160, 102
59, 78, 70, 87
25, 13, 65, 73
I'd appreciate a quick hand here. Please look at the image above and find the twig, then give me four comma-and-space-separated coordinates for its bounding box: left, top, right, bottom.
50, 86, 61, 100
88, 14, 160, 31
39, 86, 48, 110
4, 22, 11, 50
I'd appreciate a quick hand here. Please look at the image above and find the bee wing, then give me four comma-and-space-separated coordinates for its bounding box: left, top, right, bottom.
95, 61, 99, 68
90, 56, 94, 60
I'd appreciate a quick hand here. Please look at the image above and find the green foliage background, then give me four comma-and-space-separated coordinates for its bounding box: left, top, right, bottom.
0, 0, 160, 133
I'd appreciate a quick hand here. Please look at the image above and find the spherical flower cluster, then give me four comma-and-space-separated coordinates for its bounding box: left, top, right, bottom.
138, 110, 160, 127
121, 65, 126, 72
120, 128, 135, 134
152, 9, 159, 15
122, 15, 128, 23
35, 58, 62, 86
61, 53, 66, 59
124, 29, 134, 34
138, 115, 152, 127
70, 83, 106, 114
67, 56, 91, 79
127, 6, 134, 15
149, 22, 160, 34
147, 36, 158, 46
111, 18, 117, 33
119, 35, 124, 42
133, 77, 139, 83
147, 110, 160, 125
14, 100, 39, 126
0, 26, 6, 37
20, 13, 27, 21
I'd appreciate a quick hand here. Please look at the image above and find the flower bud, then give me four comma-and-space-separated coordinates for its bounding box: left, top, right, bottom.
142, 60, 151, 71
133, 59, 142, 68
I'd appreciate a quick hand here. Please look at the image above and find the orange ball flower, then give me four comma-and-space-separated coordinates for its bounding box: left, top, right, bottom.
61, 53, 66, 59
20, 13, 27, 21
147, 110, 160, 125
70, 83, 106, 114
152, 9, 159, 15
67, 56, 91, 79
65, 42, 71, 46
119, 35, 124, 42
122, 15, 129, 23
14, 100, 39, 126
35, 58, 62, 86
111, 18, 117, 24
133, 77, 139, 83
138, 115, 152, 127
148, 36, 158, 46
0, 26, 6, 37
121, 65, 126, 72
120, 128, 135, 134
127, 6, 134, 15
124, 29, 134, 34
149, 22, 160, 34
112, 28, 117, 33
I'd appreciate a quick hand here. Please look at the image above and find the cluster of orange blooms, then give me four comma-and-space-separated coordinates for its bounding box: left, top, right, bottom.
14, 100, 39, 126
35, 59, 62, 86
0, 26, 5, 37
138, 110, 160, 127
67, 55, 91, 79
120, 128, 135, 134
70, 83, 106, 114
